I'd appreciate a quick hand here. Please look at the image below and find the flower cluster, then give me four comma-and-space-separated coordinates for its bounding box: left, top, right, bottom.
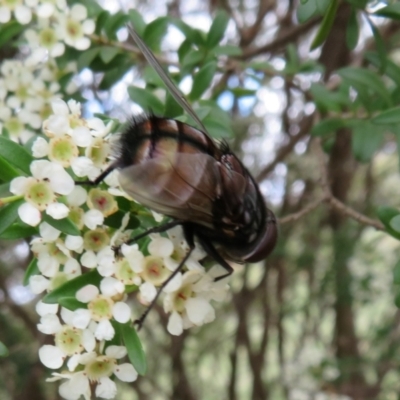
0, 58, 77, 142
1, 1, 95, 54
9, 99, 231, 398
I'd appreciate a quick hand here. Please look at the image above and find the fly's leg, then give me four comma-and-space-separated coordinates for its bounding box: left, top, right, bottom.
74, 162, 119, 186
197, 236, 233, 281
112, 220, 182, 256
134, 224, 195, 330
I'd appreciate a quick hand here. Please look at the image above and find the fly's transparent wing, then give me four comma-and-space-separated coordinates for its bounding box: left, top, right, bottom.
127, 24, 208, 133
118, 152, 247, 228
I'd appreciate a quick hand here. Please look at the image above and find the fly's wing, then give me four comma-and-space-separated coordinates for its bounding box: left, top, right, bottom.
118, 152, 247, 229
128, 25, 208, 134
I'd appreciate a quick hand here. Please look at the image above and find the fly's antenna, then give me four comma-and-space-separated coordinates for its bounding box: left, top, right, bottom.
127, 24, 208, 134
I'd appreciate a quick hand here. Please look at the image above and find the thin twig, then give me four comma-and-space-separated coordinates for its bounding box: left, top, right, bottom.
278, 198, 323, 225
315, 138, 384, 231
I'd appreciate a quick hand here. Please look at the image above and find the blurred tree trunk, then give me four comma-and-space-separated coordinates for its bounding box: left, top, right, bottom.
320, 4, 368, 399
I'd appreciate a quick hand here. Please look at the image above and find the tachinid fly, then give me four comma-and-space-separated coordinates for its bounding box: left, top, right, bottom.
85, 26, 278, 328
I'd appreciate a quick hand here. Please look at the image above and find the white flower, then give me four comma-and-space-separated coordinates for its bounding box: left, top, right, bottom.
139, 281, 157, 303
55, 4, 95, 51
83, 209, 104, 230
66, 186, 87, 207
39, 345, 65, 369
72, 280, 131, 339
29, 274, 50, 294
0, 0, 35, 24
163, 267, 230, 335
48, 348, 137, 400
47, 202, 70, 219
121, 244, 144, 273
32, 137, 49, 158
10, 160, 74, 226
25, 20, 65, 59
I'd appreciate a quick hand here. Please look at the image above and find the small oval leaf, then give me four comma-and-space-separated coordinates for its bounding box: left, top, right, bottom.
42, 214, 80, 236
42, 269, 102, 304
23, 257, 39, 286
0, 199, 24, 235
0, 136, 33, 175
121, 322, 147, 375
128, 86, 164, 115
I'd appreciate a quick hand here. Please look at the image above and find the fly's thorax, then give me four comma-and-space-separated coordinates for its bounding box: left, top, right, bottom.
118, 115, 220, 168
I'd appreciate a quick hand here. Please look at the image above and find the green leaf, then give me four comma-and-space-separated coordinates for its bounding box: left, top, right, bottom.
23, 258, 39, 286
95, 10, 110, 35
99, 63, 132, 90
181, 48, 205, 71
311, 118, 347, 136
58, 298, 87, 311
351, 122, 383, 162
178, 39, 193, 64
297, 0, 318, 23
366, 52, 400, 88
338, 67, 392, 107
366, 18, 387, 73
346, 8, 359, 50
164, 91, 183, 119
100, 46, 121, 64
230, 88, 256, 98
311, 0, 339, 50
143, 17, 168, 51
206, 10, 229, 48
0, 21, 24, 49
142, 65, 169, 88
81, 0, 102, 17
316, 0, 331, 13
377, 206, 400, 241
127, 86, 164, 114
395, 291, 400, 308
104, 211, 139, 230
0, 156, 22, 182
128, 9, 146, 36
0, 223, 37, 240
390, 215, 400, 233
0, 341, 9, 357
121, 322, 147, 375
372, 107, 400, 125
346, 0, 368, 7
212, 44, 242, 56
42, 214, 80, 236
285, 44, 300, 74
104, 11, 129, 40
374, 4, 400, 20
189, 61, 217, 101
0, 199, 24, 235
77, 47, 100, 71
170, 18, 204, 45
0, 136, 33, 175
394, 260, 400, 284
310, 83, 343, 113
42, 269, 102, 304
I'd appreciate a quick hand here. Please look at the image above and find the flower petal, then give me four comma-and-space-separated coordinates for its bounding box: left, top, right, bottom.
19, 202, 41, 226
114, 363, 138, 382
39, 345, 65, 369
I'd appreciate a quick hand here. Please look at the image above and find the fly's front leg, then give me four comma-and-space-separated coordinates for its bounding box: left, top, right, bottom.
196, 236, 233, 281
75, 163, 119, 186
112, 220, 183, 257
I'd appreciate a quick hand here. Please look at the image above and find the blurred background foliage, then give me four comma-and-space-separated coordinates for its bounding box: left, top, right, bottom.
2, 0, 400, 399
